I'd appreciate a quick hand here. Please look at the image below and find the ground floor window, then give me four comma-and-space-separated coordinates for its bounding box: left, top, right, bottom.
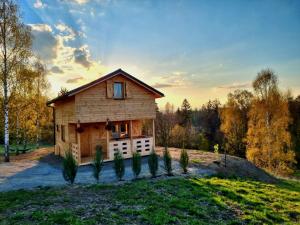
61, 125, 65, 142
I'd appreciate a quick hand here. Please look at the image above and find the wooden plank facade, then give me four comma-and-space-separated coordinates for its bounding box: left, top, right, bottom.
47, 69, 164, 165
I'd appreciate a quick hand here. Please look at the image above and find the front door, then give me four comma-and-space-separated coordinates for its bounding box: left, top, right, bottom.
80, 126, 91, 158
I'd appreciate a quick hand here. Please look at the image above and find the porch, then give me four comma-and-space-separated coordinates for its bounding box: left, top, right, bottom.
69, 119, 155, 165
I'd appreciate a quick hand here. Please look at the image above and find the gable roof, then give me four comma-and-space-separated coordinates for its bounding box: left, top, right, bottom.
47, 69, 164, 105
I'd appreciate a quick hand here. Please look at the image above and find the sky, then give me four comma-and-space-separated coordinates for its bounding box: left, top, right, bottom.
20, 0, 300, 109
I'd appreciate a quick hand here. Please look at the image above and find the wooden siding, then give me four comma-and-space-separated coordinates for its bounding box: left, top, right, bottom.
75, 75, 157, 123
54, 98, 76, 155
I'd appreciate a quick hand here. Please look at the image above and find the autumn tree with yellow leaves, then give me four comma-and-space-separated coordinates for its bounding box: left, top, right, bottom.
246, 69, 295, 175
221, 89, 253, 157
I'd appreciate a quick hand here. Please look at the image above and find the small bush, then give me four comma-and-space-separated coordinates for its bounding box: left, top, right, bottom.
93, 145, 103, 182
148, 149, 158, 178
214, 144, 219, 154
163, 148, 173, 176
132, 151, 142, 179
62, 150, 78, 184
114, 150, 125, 181
180, 148, 189, 173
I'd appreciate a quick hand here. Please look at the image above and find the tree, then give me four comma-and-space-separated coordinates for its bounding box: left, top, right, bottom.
93, 145, 103, 182
62, 150, 78, 184
288, 95, 300, 167
0, 0, 32, 161
246, 69, 295, 175
156, 103, 176, 150
199, 99, 222, 149
220, 90, 253, 157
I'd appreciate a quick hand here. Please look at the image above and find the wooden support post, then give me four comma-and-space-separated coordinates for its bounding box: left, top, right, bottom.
76, 122, 81, 165
106, 128, 109, 160
152, 119, 155, 150
130, 120, 133, 153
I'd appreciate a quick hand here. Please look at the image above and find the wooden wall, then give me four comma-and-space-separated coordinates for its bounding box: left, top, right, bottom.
54, 97, 75, 155
75, 75, 157, 123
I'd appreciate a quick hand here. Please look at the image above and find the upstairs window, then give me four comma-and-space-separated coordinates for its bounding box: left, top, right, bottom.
113, 82, 124, 99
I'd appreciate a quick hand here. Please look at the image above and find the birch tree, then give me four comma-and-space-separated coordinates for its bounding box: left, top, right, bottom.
246, 69, 295, 175
0, 0, 31, 162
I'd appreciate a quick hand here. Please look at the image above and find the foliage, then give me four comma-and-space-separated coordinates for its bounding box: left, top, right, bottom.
288, 95, 300, 167
93, 145, 103, 182
114, 151, 125, 181
1, 177, 299, 224
155, 103, 176, 149
0, 0, 33, 161
213, 144, 219, 154
132, 151, 141, 179
179, 148, 189, 173
163, 148, 173, 176
148, 149, 158, 178
62, 150, 78, 184
197, 132, 210, 150
178, 98, 192, 127
220, 89, 253, 157
246, 69, 296, 175
170, 124, 185, 148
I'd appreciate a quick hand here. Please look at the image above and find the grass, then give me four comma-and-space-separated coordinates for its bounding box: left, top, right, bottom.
0, 176, 299, 224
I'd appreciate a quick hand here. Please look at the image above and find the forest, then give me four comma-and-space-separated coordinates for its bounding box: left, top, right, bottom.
156, 69, 300, 176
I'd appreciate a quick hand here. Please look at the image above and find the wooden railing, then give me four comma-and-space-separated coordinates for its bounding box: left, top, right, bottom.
133, 137, 153, 155
108, 137, 153, 160
71, 143, 79, 163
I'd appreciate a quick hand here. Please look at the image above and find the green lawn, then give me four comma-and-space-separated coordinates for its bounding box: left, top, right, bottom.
0, 176, 299, 224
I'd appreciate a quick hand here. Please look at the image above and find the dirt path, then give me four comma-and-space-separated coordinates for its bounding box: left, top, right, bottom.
0, 146, 54, 162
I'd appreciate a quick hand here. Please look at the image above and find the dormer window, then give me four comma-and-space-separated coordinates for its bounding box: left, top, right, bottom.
113, 82, 124, 99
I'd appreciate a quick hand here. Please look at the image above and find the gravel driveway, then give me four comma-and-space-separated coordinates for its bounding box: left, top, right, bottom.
0, 153, 214, 192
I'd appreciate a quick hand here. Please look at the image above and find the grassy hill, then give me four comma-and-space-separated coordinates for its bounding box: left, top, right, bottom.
0, 176, 299, 224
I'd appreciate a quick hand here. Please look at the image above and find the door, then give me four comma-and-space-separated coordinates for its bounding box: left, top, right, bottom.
80, 126, 91, 158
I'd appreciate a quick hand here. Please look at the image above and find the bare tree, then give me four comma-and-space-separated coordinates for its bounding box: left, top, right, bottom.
0, 0, 32, 161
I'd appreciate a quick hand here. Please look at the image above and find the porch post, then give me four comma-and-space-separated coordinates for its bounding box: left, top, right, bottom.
76, 122, 81, 164
152, 119, 155, 150
106, 129, 109, 160
130, 120, 133, 153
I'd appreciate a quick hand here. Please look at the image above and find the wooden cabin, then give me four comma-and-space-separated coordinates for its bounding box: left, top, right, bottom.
47, 69, 164, 165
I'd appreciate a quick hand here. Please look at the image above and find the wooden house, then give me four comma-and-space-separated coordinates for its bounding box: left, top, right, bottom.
47, 69, 164, 165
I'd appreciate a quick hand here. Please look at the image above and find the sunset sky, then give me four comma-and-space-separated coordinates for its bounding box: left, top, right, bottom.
20, 0, 300, 109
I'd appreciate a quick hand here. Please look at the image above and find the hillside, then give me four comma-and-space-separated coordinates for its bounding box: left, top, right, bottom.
0, 176, 299, 224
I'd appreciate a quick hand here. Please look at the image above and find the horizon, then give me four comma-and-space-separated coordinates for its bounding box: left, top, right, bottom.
20, 0, 300, 108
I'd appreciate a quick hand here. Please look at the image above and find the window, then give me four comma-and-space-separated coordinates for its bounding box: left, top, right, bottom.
120, 123, 127, 133
113, 82, 124, 99
61, 125, 65, 142
56, 125, 60, 132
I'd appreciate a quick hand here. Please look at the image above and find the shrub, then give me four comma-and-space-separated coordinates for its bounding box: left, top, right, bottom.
148, 149, 158, 178
132, 151, 142, 179
114, 150, 125, 181
180, 148, 189, 173
163, 148, 173, 176
62, 150, 78, 184
214, 144, 219, 154
93, 145, 103, 182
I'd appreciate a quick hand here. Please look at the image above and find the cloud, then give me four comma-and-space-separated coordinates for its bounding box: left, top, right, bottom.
55, 23, 76, 41
66, 76, 84, 83
152, 83, 177, 88
33, 0, 46, 8
217, 82, 251, 89
64, 0, 90, 4
30, 24, 58, 62
74, 47, 92, 68
50, 66, 64, 74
